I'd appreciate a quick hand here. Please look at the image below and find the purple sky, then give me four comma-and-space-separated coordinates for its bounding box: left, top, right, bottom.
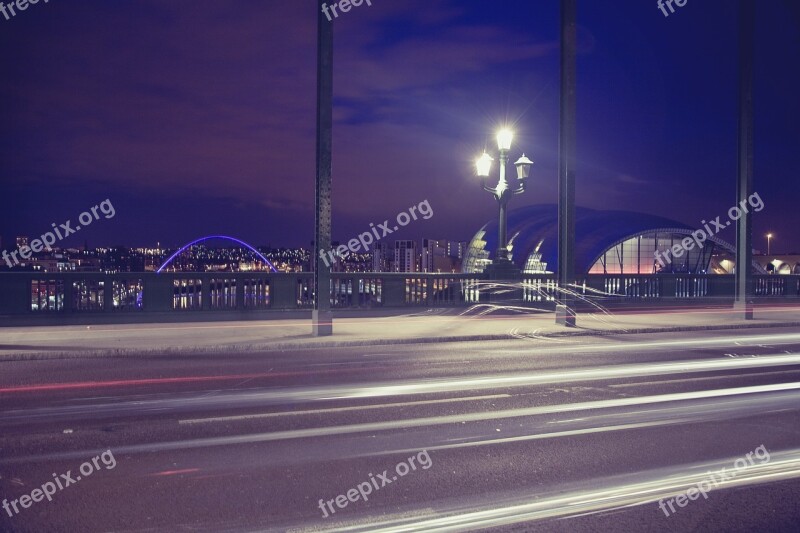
1, 0, 798, 252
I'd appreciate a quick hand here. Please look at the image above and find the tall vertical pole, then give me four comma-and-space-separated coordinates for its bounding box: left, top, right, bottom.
735, 0, 755, 320
556, 0, 577, 327
497, 201, 508, 260
312, 0, 333, 336
497, 149, 509, 260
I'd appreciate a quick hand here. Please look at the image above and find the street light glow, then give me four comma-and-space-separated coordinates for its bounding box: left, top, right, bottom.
476, 152, 493, 177
497, 129, 513, 151
476, 124, 531, 262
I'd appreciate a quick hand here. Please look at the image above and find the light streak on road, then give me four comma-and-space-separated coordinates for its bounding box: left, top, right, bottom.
477, 332, 800, 356
179, 394, 510, 425
0, 367, 382, 394
325, 449, 800, 532
4, 352, 800, 422
4, 382, 800, 466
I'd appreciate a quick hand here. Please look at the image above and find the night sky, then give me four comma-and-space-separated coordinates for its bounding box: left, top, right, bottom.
1, 0, 798, 253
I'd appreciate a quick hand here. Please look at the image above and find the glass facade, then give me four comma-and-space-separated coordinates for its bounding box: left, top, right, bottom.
463, 226, 740, 275
589, 232, 718, 274
463, 230, 492, 274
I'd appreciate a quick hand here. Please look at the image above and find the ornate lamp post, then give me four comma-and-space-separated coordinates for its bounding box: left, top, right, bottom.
476, 129, 533, 267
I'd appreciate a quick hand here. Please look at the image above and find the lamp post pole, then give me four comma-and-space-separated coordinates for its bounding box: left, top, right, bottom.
767, 233, 772, 256
312, 0, 333, 336
476, 131, 533, 269
734, 0, 755, 320
496, 147, 510, 260
557, 0, 577, 327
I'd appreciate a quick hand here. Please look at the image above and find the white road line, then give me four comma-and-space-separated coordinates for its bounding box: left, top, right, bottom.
179, 394, 510, 425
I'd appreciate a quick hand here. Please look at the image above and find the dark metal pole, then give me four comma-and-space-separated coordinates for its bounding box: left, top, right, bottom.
556, 0, 577, 327
734, 0, 755, 320
497, 149, 509, 260
497, 200, 508, 260
312, 0, 333, 335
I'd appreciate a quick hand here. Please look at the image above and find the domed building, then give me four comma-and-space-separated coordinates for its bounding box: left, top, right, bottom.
462, 205, 765, 275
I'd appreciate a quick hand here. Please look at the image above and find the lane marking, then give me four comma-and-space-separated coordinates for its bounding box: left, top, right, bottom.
179, 394, 510, 425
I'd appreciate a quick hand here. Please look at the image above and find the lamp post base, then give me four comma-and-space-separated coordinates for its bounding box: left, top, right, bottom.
555, 304, 576, 327
484, 258, 522, 280
733, 300, 754, 320
312, 310, 333, 336
483, 258, 523, 306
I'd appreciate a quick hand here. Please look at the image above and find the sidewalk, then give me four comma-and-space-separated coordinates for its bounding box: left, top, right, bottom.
1, 305, 800, 360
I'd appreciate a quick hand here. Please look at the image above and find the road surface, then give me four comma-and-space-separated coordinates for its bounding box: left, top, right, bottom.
2, 328, 800, 532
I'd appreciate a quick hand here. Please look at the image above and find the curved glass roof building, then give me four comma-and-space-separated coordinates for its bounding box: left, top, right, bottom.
463, 205, 757, 275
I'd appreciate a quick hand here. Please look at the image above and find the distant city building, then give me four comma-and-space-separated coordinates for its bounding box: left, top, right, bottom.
447, 241, 468, 259
1, 243, 314, 273
394, 240, 418, 273
30, 258, 77, 272
422, 239, 453, 272
324, 241, 342, 272
16, 236, 29, 248
265, 247, 309, 272
371, 242, 390, 272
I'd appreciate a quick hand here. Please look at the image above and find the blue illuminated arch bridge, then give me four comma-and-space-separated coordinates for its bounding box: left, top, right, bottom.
157, 235, 279, 273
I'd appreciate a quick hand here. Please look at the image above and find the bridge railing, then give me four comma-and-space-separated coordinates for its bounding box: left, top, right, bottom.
1, 272, 489, 317
1, 272, 798, 322
578, 274, 800, 300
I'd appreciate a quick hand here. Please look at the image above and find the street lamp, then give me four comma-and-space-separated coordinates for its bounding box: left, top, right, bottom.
767, 233, 773, 256
475, 128, 533, 262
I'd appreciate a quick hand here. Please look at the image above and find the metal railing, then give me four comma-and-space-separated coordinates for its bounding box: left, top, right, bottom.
1, 272, 798, 323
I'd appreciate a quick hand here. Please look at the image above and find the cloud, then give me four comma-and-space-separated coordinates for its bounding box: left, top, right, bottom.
2, 0, 559, 226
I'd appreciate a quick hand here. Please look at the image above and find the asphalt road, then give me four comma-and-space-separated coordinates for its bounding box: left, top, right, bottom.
2, 328, 800, 532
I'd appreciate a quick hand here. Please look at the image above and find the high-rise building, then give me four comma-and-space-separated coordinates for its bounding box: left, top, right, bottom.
422, 238, 452, 272
394, 240, 418, 272
447, 240, 468, 259
371, 242, 390, 272
330, 241, 344, 272
16, 236, 29, 249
